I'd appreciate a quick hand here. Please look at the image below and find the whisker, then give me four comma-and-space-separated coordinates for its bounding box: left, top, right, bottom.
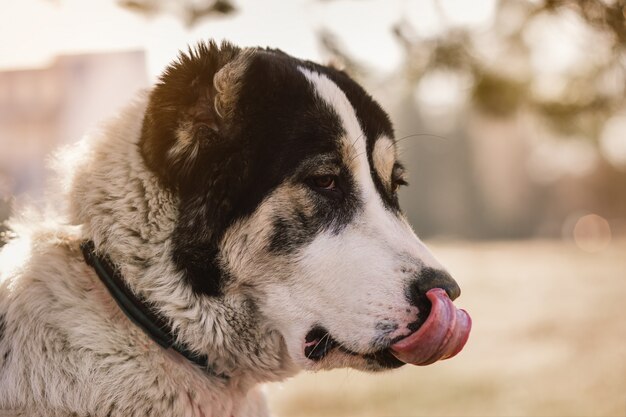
347, 132, 448, 163
388, 133, 450, 150
346, 133, 366, 165
348, 150, 367, 165
350, 133, 364, 153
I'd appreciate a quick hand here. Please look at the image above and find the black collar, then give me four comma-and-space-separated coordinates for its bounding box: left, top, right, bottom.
80, 240, 228, 380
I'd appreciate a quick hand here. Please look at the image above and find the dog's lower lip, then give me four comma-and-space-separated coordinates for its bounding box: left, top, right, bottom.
303, 328, 403, 368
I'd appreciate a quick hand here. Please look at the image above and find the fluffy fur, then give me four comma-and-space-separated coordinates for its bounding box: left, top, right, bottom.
0, 41, 460, 416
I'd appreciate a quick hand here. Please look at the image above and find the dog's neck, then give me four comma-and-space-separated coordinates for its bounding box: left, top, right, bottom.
80, 239, 232, 380
66, 93, 297, 390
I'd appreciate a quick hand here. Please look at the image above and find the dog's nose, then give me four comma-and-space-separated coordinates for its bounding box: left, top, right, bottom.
408, 267, 461, 305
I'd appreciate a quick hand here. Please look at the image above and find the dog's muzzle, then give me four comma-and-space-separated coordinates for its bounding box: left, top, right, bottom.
303, 282, 472, 367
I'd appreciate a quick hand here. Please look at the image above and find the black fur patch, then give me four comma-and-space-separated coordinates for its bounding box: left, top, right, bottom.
140, 42, 398, 295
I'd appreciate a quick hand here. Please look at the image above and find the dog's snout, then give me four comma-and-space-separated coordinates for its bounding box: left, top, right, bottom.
408, 267, 461, 305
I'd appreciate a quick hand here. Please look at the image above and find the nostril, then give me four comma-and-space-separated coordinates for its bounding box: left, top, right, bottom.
407, 267, 461, 307
441, 275, 461, 301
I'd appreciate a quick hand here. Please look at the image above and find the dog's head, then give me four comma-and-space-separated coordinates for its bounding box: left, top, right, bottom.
139, 41, 470, 374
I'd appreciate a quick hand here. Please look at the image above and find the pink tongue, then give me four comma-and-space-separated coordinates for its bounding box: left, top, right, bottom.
391, 288, 471, 366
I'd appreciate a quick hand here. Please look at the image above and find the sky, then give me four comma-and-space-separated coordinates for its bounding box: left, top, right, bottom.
0, 0, 497, 80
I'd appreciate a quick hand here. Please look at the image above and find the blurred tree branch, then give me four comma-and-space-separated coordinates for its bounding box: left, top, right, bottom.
317, 30, 369, 77
543, 0, 626, 45
383, 0, 626, 144
117, 0, 236, 27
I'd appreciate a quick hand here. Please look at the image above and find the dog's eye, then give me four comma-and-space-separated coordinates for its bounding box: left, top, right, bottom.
391, 164, 408, 193
311, 175, 337, 190
306, 174, 343, 199
391, 178, 408, 192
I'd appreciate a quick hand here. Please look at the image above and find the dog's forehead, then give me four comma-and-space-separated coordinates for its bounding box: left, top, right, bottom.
238, 50, 396, 167
297, 67, 366, 164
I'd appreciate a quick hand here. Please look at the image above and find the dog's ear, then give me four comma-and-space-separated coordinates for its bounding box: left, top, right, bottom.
140, 41, 255, 188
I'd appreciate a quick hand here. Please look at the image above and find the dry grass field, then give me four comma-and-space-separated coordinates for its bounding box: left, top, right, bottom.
266, 239, 626, 417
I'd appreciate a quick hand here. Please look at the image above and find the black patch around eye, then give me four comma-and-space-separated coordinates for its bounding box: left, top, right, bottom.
313, 167, 361, 234
269, 168, 361, 255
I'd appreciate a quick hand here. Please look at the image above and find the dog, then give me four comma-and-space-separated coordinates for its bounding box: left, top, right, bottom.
0, 41, 471, 417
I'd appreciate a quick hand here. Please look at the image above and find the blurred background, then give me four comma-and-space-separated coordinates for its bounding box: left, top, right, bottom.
1, 0, 625, 416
